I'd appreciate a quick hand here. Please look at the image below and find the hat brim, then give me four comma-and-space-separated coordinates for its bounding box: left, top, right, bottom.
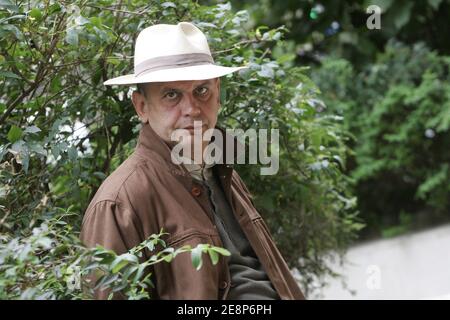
103, 64, 248, 85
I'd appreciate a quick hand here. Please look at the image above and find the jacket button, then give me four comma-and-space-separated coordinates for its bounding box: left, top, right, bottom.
191, 186, 202, 197
219, 281, 228, 289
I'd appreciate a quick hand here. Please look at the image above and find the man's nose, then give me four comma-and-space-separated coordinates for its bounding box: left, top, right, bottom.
181, 95, 201, 117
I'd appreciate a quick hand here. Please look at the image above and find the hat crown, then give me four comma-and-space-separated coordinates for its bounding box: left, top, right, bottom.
103, 22, 246, 85
134, 22, 212, 70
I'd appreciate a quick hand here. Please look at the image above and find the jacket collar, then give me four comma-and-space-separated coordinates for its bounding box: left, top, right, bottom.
136, 123, 238, 192
135, 123, 240, 170
135, 123, 178, 169
135, 122, 237, 211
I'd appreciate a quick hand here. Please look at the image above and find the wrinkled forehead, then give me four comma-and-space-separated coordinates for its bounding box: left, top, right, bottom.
151, 78, 218, 92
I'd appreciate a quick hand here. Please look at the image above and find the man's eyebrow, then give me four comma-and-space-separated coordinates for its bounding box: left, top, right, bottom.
159, 86, 180, 95
160, 85, 178, 91
160, 81, 213, 93
195, 81, 213, 88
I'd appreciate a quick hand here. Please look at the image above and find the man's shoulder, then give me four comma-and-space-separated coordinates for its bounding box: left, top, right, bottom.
87, 151, 161, 209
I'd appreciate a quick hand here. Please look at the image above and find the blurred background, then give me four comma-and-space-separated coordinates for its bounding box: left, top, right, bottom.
229, 0, 450, 299
0, 0, 449, 299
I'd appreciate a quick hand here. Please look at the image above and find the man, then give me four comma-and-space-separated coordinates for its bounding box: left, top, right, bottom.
80, 22, 305, 300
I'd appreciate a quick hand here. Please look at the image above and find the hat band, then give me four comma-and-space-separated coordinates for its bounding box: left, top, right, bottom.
135, 53, 214, 77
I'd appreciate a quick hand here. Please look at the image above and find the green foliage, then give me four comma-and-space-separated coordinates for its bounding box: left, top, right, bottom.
312, 41, 450, 237
232, 0, 450, 67
0, 0, 359, 298
0, 212, 229, 299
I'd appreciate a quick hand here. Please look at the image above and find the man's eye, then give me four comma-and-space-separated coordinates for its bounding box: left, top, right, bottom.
165, 91, 179, 100
196, 87, 208, 95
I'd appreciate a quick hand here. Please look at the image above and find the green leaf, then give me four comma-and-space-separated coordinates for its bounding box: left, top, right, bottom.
416, 164, 449, 199
207, 249, 219, 265
67, 146, 77, 161
93, 171, 107, 180
75, 15, 89, 26
141, 272, 154, 288
24, 125, 41, 134
0, 143, 10, 162
28, 142, 46, 156
48, 3, 61, 15
220, 85, 227, 104
190, 245, 203, 270
21, 152, 30, 173
7, 125, 22, 143
211, 247, 231, 256
160, 247, 174, 254
145, 241, 155, 251
196, 22, 217, 29
10, 139, 25, 153
51, 144, 60, 159
29, 8, 42, 20
95, 274, 119, 290
0, 71, 21, 79
428, 0, 442, 10
0, 24, 22, 39
36, 237, 53, 249
392, 2, 413, 29
110, 259, 129, 274
132, 264, 147, 283
0, 0, 19, 12
0, 14, 26, 24
364, 0, 393, 12
65, 27, 79, 46
257, 65, 275, 78
162, 253, 173, 262
161, 2, 177, 9
110, 253, 138, 273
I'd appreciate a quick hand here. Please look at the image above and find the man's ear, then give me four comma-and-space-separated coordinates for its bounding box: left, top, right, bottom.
131, 90, 149, 123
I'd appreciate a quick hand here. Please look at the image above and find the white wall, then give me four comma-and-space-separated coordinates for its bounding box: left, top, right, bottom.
320, 223, 450, 300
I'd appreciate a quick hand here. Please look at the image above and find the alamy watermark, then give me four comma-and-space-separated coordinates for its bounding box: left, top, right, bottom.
169, 121, 279, 176
366, 5, 381, 30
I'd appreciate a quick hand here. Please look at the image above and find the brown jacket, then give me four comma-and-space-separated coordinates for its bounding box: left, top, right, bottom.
80, 123, 305, 300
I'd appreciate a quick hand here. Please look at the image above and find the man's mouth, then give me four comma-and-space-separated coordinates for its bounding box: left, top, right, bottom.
183, 124, 207, 130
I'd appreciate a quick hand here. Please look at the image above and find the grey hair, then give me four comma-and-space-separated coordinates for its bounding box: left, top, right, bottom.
136, 83, 150, 98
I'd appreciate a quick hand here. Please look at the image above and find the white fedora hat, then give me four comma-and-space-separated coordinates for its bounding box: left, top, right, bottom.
104, 22, 248, 86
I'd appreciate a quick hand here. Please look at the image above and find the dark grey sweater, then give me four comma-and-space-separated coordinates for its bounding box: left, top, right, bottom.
184, 163, 279, 300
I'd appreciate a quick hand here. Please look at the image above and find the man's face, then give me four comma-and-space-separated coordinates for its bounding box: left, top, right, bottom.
131, 78, 221, 150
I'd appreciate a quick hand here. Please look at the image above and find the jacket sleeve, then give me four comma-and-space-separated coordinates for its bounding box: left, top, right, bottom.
80, 200, 144, 299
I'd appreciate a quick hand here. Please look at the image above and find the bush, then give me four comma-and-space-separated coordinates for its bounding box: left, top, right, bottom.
312, 41, 450, 237
0, 211, 230, 299
0, 0, 360, 298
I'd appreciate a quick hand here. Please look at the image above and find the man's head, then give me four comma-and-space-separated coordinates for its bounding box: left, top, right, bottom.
103, 22, 246, 158
131, 78, 221, 150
